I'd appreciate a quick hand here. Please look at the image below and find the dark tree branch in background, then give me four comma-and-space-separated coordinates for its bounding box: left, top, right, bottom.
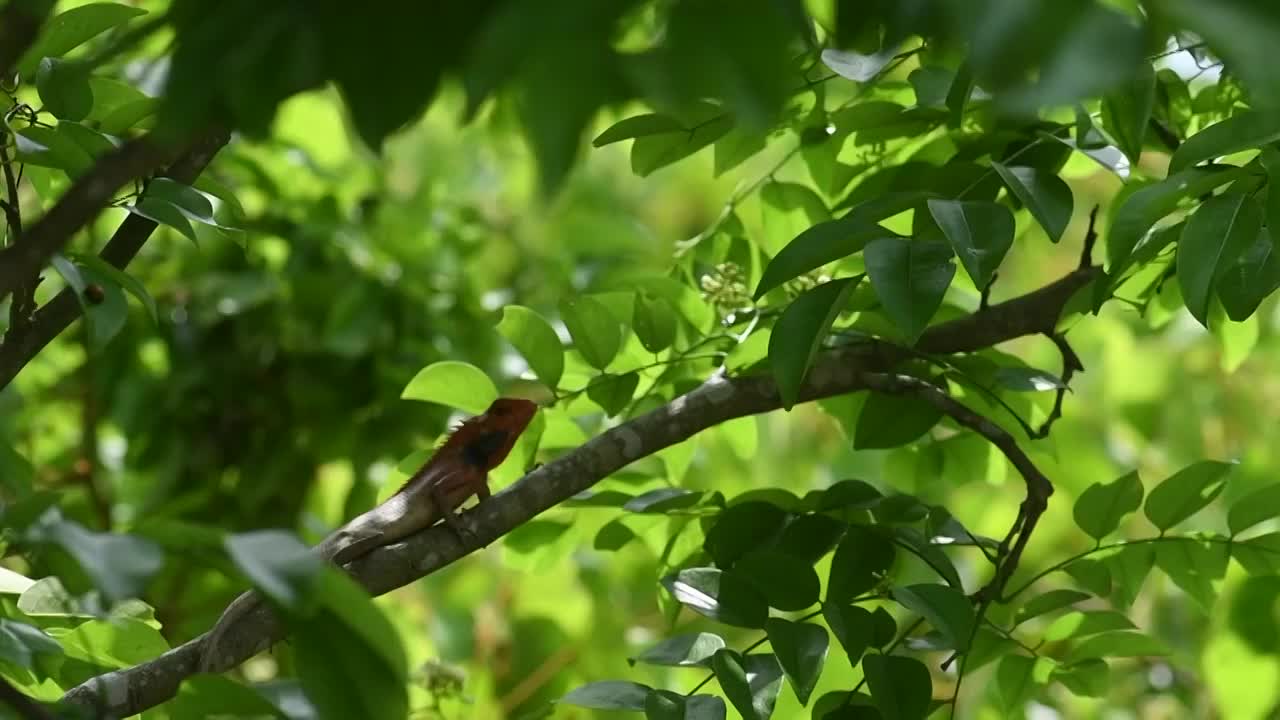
0, 129, 231, 389
0, 134, 202, 303
61, 264, 1100, 718
0, 1, 51, 82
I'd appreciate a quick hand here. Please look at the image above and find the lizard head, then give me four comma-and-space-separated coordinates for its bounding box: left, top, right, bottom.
453, 397, 539, 470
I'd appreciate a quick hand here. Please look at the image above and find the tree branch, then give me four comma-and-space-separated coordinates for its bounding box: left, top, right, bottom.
60, 266, 1101, 718
0, 129, 231, 389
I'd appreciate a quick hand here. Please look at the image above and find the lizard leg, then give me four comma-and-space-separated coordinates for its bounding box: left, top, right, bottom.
429, 484, 482, 546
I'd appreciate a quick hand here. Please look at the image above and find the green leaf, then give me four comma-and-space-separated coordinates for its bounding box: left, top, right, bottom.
1014, 589, 1092, 626
0, 619, 62, 669
586, 372, 639, 418
853, 390, 943, 450
1072, 470, 1143, 542
146, 177, 217, 223
1217, 227, 1280, 322
633, 633, 726, 668
633, 292, 678, 353
1229, 576, 1280, 654
734, 550, 821, 611
662, 568, 768, 628
171, 676, 287, 720
1229, 484, 1280, 536
820, 48, 897, 82
774, 514, 845, 565
1105, 166, 1243, 274
54, 617, 169, 668
711, 650, 783, 720
35, 57, 92, 121
593, 114, 685, 147
497, 305, 564, 389
560, 681, 651, 710
1063, 558, 1111, 596
631, 112, 734, 177
863, 653, 932, 720
27, 510, 162, 602
129, 196, 197, 243
1053, 659, 1111, 698
625, 488, 702, 513
504, 520, 571, 554
1100, 63, 1154, 165
224, 530, 321, 609
828, 525, 895, 603
705, 501, 789, 567
995, 655, 1038, 711
401, 361, 498, 414
991, 163, 1074, 243
593, 519, 636, 551
891, 584, 974, 651
891, 527, 963, 588
17, 2, 148, 77
992, 367, 1067, 392
1156, 537, 1229, 612
1231, 531, 1280, 575
1069, 631, 1168, 660
68, 253, 158, 324
15, 125, 93, 176
926, 199, 1015, 289
864, 238, 956, 344
1177, 194, 1263, 327
1143, 460, 1233, 531
1105, 544, 1155, 609
1043, 611, 1136, 643
1170, 111, 1280, 174
754, 221, 885, 299
823, 603, 874, 667
769, 277, 858, 410
560, 295, 622, 370
293, 609, 405, 719
766, 619, 828, 705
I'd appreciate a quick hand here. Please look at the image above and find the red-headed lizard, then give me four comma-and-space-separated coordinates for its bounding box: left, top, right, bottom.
200, 397, 539, 670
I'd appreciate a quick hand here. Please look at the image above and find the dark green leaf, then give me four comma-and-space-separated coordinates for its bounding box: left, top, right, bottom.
1069, 631, 1168, 660
926, 199, 1014, 290
711, 651, 783, 720
1014, 589, 1091, 626
769, 277, 858, 410
560, 295, 622, 370
1177, 194, 1263, 327
705, 501, 789, 567
1170, 111, 1280, 174
15, 125, 93, 176
891, 527, 962, 588
130, 197, 198, 244
1230, 575, 1280, 654
560, 681, 651, 710
828, 525, 895, 603
1143, 460, 1233, 531
1100, 64, 1154, 165
754, 221, 884, 299
662, 568, 768, 628
497, 305, 564, 390
27, 510, 163, 602
587, 372, 640, 417
1105, 544, 1155, 609
594, 519, 636, 551
891, 584, 974, 651
1217, 227, 1280, 322
1231, 531, 1280, 575
68, 253, 158, 324
1072, 470, 1143, 541
1229, 483, 1280, 536
991, 163, 1074, 243
593, 114, 685, 147
1162, 0, 1280, 115
766, 619, 828, 705
853, 391, 943, 450
0, 619, 62, 669
632, 633, 726, 668
1053, 659, 1110, 698
633, 293, 678, 353
631, 113, 734, 177
224, 530, 321, 609
774, 514, 846, 565
1155, 538, 1228, 611
1063, 558, 1112, 596
17, 2, 148, 77
864, 238, 955, 344
35, 58, 92, 121
734, 550, 821, 611
1105, 166, 1243, 274
625, 488, 702, 514
863, 653, 931, 720
994, 655, 1037, 711
816, 479, 883, 511
503, 520, 571, 553
645, 690, 686, 720
823, 603, 874, 667
992, 367, 1067, 392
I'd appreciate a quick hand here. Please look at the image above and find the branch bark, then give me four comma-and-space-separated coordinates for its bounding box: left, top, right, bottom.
60, 266, 1100, 717
0, 129, 231, 389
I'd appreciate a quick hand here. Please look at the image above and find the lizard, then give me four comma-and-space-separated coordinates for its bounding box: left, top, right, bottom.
199, 396, 539, 671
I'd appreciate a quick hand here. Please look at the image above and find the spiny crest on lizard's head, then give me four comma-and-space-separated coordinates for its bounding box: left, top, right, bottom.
439, 397, 539, 470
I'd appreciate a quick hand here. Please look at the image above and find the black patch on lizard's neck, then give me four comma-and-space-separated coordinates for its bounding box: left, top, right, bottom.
462, 430, 510, 468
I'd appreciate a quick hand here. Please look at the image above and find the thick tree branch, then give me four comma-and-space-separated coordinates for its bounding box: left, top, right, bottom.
0, 129, 231, 389
0, 134, 199, 302
61, 266, 1101, 718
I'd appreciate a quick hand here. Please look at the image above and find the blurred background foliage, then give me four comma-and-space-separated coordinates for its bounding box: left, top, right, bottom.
5, 0, 1280, 718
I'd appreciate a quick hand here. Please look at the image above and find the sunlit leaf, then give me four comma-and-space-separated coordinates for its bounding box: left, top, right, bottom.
1073, 470, 1143, 542
769, 277, 858, 410
401, 361, 498, 414
1143, 460, 1233, 531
